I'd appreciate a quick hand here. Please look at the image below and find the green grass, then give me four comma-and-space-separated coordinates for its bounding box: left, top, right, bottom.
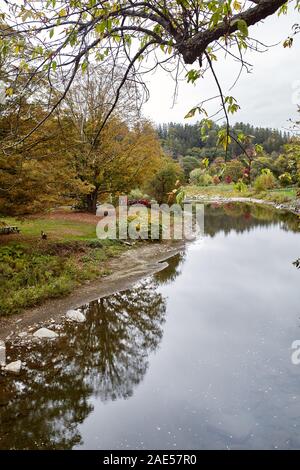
264, 187, 298, 203
0, 213, 128, 316
186, 184, 231, 194
0, 217, 97, 242
0, 239, 126, 316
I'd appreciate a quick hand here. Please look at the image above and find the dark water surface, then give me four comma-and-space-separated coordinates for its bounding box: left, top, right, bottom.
1, 203, 300, 449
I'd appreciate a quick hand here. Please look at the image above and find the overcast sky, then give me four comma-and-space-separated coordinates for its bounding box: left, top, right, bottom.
143, 8, 300, 131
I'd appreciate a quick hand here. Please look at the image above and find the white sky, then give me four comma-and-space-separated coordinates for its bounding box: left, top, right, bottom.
143, 8, 300, 131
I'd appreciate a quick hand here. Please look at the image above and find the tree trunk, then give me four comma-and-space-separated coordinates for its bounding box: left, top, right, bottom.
86, 189, 98, 214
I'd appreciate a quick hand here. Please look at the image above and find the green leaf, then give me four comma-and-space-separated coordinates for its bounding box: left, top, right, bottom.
176, 190, 185, 205
255, 144, 264, 154
278, 2, 288, 16
95, 22, 106, 35
237, 20, 248, 37
81, 61, 88, 73
184, 106, 207, 119
217, 129, 231, 150
186, 69, 202, 84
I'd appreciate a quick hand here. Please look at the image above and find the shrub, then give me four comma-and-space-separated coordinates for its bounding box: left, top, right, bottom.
212, 175, 221, 185
128, 199, 151, 208
243, 168, 250, 180
223, 160, 245, 182
180, 156, 200, 181
224, 175, 232, 184
190, 169, 212, 186
251, 157, 274, 180
147, 163, 184, 204
208, 157, 225, 177
279, 172, 293, 187
198, 173, 213, 186
128, 188, 150, 201
189, 168, 202, 185
254, 170, 277, 192
234, 179, 248, 193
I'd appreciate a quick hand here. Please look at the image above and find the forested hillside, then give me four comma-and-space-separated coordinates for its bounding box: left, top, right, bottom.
157, 122, 290, 160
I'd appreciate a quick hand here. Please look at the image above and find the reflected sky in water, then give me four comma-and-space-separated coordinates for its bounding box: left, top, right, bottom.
1, 203, 300, 449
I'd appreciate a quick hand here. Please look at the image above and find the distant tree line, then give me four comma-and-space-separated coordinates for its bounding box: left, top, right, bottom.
157, 122, 290, 160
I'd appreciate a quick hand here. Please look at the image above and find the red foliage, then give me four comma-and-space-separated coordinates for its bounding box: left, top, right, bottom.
224, 175, 232, 184
128, 199, 151, 208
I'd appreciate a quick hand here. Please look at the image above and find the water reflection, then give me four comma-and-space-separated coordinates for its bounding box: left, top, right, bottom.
204, 203, 300, 237
0, 254, 184, 450
154, 252, 185, 285
0, 203, 300, 449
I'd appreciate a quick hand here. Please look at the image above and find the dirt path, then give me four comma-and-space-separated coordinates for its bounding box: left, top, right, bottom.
0, 241, 184, 341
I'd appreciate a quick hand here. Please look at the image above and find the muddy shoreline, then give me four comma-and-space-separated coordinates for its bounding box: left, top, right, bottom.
0, 241, 184, 341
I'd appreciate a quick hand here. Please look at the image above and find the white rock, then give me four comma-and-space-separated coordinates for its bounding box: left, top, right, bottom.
33, 328, 58, 339
0, 340, 6, 367
18, 332, 28, 338
4, 360, 22, 374
66, 310, 86, 323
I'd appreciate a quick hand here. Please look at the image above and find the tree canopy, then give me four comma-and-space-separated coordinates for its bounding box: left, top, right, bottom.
0, 1, 299, 214
1, 0, 299, 151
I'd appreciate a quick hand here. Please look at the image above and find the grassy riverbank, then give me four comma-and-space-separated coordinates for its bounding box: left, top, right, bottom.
0, 210, 127, 316
185, 184, 299, 206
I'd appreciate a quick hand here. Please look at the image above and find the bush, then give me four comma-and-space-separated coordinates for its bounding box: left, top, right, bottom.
199, 173, 212, 186
147, 162, 184, 204
128, 199, 151, 208
190, 169, 212, 186
224, 175, 232, 184
234, 179, 248, 193
212, 175, 221, 185
223, 160, 245, 183
279, 172, 293, 187
128, 188, 150, 200
254, 170, 277, 192
190, 168, 202, 185
198, 173, 213, 186
251, 156, 274, 180
208, 157, 225, 177
180, 156, 200, 181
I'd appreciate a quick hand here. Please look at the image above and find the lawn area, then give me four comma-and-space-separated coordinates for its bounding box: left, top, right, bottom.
0, 210, 126, 316
185, 184, 241, 198
0, 210, 99, 245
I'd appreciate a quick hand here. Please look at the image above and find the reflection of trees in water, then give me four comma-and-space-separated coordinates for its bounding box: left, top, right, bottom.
154, 252, 186, 285
81, 284, 167, 402
204, 203, 300, 237
0, 277, 170, 450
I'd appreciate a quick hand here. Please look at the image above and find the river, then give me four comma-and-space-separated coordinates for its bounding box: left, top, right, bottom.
0, 202, 300, 449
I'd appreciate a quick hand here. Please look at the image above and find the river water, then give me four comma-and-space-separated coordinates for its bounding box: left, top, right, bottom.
0, 203, 300, 449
